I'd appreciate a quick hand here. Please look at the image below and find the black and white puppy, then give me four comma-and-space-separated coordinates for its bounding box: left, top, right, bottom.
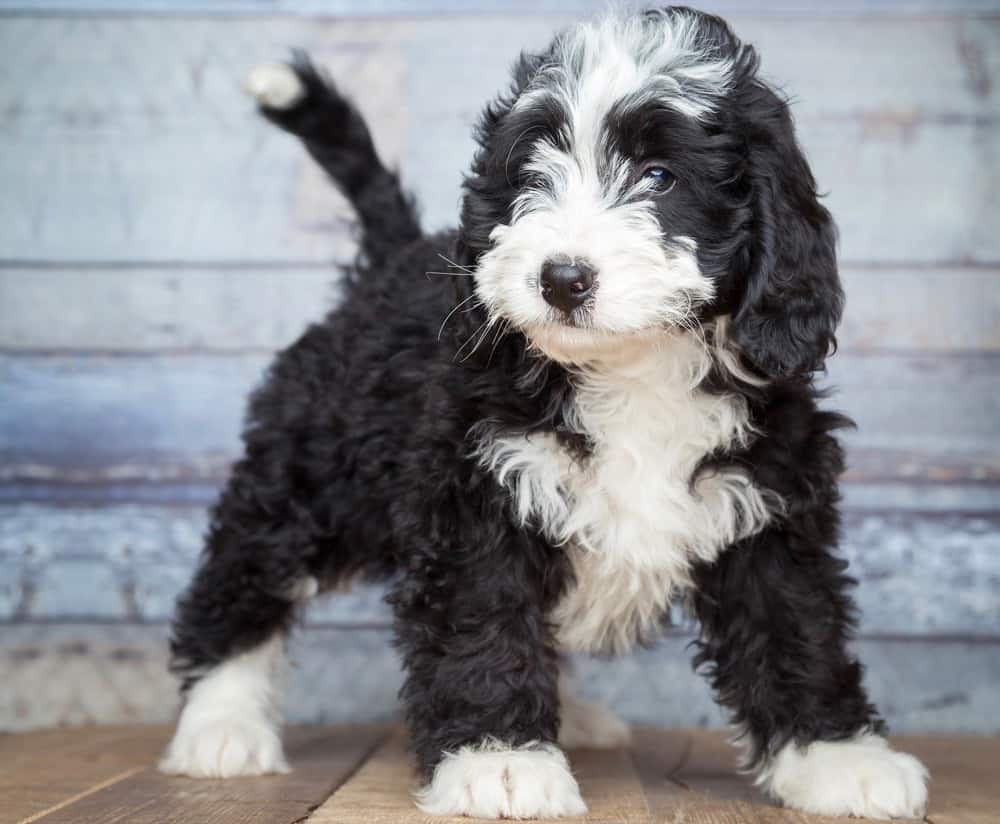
160, 7, 929, 819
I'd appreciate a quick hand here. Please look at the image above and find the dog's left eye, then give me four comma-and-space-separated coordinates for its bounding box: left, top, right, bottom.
640, 164, 676, 194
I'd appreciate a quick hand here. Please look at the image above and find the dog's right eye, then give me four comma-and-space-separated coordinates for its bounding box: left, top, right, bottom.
640, 163, 677, 194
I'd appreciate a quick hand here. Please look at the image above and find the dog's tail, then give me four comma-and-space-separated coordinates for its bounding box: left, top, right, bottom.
245, 53, 422, 266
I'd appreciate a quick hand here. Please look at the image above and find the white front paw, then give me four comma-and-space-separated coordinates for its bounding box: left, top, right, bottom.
416, 741, 587, 819
159, 716, 289, 778
762, 733, 928, 819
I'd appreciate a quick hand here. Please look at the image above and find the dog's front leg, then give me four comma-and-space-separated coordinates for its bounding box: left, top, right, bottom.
389, 530, 586, 819
690, 524, 928, 819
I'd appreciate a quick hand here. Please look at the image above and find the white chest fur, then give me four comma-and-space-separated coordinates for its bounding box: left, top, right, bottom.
478, 333, 774, 654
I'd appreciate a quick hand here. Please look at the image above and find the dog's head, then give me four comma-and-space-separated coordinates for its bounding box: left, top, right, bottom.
458, 6, 841, 377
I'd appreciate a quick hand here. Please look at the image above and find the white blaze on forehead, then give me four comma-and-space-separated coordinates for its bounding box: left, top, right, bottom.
515, 9, 734, 207
557, 10, 732, 143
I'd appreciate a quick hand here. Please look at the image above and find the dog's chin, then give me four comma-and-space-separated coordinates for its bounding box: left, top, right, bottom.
523, 321, 671, 366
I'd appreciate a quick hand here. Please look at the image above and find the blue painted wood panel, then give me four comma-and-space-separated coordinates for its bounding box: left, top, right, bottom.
3, 623, 998, 734
0, 17, 997, 261
2, 265, 997, 353
1, 8, 998, 732
3, 352, 998, 484
2, 503, 998, 635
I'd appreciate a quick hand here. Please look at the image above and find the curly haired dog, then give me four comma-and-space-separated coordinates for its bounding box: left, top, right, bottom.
160, 6, 928, 819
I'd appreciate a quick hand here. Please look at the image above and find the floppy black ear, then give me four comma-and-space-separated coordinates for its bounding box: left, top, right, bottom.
730, 78, 843, 378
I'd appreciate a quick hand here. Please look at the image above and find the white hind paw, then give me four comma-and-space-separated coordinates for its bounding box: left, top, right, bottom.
159, 637, 289, 778
159, 715, 289, 778
244, 63, 305, 110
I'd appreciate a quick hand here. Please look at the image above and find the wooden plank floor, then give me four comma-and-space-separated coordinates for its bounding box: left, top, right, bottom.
2, 725, 997, 823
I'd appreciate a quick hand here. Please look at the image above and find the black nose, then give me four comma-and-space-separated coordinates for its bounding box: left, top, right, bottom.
539, 258, 596, 314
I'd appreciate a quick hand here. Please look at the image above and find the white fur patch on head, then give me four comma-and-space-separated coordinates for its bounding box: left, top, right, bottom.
415, 740, 587, 819
478, 330, 774, 654
758, 732, 929, 819
244, 63, 305, 110
520, 9, 734, 125
159, 635, 289, 778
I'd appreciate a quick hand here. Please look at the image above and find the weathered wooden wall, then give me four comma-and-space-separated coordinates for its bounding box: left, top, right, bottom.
1, 1, 998, 733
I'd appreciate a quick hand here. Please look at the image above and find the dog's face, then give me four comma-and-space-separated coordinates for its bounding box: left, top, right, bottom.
460, 8, 842, 376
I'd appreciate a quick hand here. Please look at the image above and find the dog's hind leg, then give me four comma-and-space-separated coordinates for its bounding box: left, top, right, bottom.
244, 55, 423, 268
159, 475, 321, 778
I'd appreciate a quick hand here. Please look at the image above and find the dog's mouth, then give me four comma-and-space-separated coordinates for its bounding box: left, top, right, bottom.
521, 320, 670, 365
516, 291, 708, 364
541, 306, 590, 329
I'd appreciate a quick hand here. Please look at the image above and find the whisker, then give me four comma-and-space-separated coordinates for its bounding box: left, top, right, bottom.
485, 318, 511, 366
437, 293, 479, 341
462, 325, 494, 363
472, 314, 507, 363
424, 271, 475, 278
453, 323, 486, 361
437, 252, 474, 273
455, 314, 495, 362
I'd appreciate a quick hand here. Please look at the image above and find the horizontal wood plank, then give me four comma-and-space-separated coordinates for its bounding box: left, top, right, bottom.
0, 110, 992, 266
2, 352, 996, 484
0, 725, 164, 824
2, 16, 995, 123
5, 724, 999, 824
6, 478, 998, 511
3, 624, 999, 735
625, 728, 694, 820
0, 267, 341, 353
902, 735, 1000, 824
798, 119, 999, 265
2, 265, 996, 353
2, 503, 997, 635
0, 17, 996, 263
633, 728, 1000, 823
0, 625, 408, 734
30, 725, 389, 824
825, 353, 1000, 465
304, 731, 434, 823
838, 266, 1000, 352
0, 353, 259, 483
636, 728, 770, 822
306, 728, 652, 824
